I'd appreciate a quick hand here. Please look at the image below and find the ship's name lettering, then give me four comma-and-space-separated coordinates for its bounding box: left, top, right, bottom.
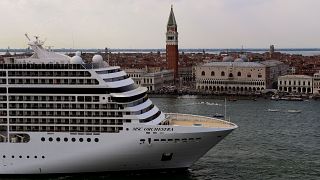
143, 127, 173, 131
133, 127, 173, 131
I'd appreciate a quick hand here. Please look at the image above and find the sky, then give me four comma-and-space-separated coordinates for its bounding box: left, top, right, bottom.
1, 0, 320, 49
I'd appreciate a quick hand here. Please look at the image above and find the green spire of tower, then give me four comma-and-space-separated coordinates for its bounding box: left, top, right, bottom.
167, 5, 177, 27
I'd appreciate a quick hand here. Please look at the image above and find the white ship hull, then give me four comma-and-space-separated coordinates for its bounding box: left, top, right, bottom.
0, 123, 234, 174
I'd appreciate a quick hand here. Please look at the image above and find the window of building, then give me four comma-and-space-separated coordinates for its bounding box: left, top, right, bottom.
237, 72, 241, 77
211, 71, 215, 76
201, 71, 205, 76
247, 74, 251, 78
221, 71, 225, 76
229, 73, 233, 77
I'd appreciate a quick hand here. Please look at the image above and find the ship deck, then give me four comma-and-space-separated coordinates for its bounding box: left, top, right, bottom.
164, 113, 237, 129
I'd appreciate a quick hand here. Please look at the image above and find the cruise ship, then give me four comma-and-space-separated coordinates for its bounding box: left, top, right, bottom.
0, 36, 237, 174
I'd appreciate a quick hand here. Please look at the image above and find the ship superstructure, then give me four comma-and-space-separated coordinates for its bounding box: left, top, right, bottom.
0, 36, 237, 174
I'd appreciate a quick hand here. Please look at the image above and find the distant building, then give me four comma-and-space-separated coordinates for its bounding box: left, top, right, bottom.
260, 60, 289, 89
166, 6, 179, 79
313, 71, 320, 94
269, 45, 275, 54
125, 68, 174, 91
178, 66, 194, 84
278, 75, 313, 94
195, 60, 287, 94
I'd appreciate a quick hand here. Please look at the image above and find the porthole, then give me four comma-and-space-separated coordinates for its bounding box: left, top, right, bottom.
79, 138, 83, 142
71, 138, 76, 142
19, 155, 22, 158
27, 156, 30, 159
3, 155, 5, 158
12, 155, 14, 158
42, 156, 45, 159
41, 137, 45, 141
56, 137, 61, 142
87, 138, 91, 142
49, 137, 53, 142
64, 138, 68, 142
94, 138, 99, 142
126, 128, 129, 131
34, 156, 37, 159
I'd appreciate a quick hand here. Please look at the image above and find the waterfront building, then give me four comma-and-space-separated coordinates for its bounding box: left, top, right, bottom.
313, 71, 320, 94
278, 75, 313, 94
195, 59, 287, 94
178, 66, 194, 84
125, 68, 174, 91
260, 60, 289, 89
166, 6, 179, 79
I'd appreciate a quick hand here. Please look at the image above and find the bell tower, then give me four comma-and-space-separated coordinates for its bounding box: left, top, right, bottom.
166, 5, 179, 79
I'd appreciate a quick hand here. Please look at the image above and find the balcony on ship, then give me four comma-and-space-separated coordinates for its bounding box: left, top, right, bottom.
162, 113, 237, 129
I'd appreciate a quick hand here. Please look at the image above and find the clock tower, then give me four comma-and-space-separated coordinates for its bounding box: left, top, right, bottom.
166, 5, 179, 79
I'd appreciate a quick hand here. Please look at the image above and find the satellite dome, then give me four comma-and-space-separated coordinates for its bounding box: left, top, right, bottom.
222, 56, 233, 62
75, 51, 81, 56
234, 58, 244, 62
70, 55, 83, 64
92, 54, 103, 64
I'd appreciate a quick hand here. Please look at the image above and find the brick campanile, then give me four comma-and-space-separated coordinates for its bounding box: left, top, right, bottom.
166, 5, 179, 79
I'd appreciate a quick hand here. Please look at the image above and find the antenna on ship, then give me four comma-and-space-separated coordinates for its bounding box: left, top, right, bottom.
25, 33, 30, 41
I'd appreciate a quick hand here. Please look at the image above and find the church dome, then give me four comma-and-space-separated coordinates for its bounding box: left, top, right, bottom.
222, 56, 234, 62
234, 58, 244, 62
239, 54, 248, 62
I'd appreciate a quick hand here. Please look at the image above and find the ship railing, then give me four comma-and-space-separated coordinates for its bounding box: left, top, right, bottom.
82, 62, 108, 69
164, 113, 237, 128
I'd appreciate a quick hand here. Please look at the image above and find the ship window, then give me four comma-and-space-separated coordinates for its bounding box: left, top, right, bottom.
64, 138, 68, 142
2, 155, 5, 158
41, 137, 45, 141
49, 137, 53, 142
34, 156, 37, 159
27, 156, 29, 158
94, 138, 99, 142
19, 155, 22, 158
12, 155, 14, 158
79, 138, 83, 142
87, 138, 91, 142
72, 138, 76, 142
42, 156, 45, 159
56, 137, 61, 142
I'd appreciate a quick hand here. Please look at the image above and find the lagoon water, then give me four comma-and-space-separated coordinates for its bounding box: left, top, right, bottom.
9, 97, 320, 180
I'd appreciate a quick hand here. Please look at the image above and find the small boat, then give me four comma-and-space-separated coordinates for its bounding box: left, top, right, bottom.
213, 113, 224, 118
227, 98, 238, 101
267, 109, 280, 112
287, 109, 302, 113
206, 102, 220, 106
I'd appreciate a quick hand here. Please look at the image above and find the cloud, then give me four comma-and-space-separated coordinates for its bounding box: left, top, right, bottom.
0, 0, 320, 48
